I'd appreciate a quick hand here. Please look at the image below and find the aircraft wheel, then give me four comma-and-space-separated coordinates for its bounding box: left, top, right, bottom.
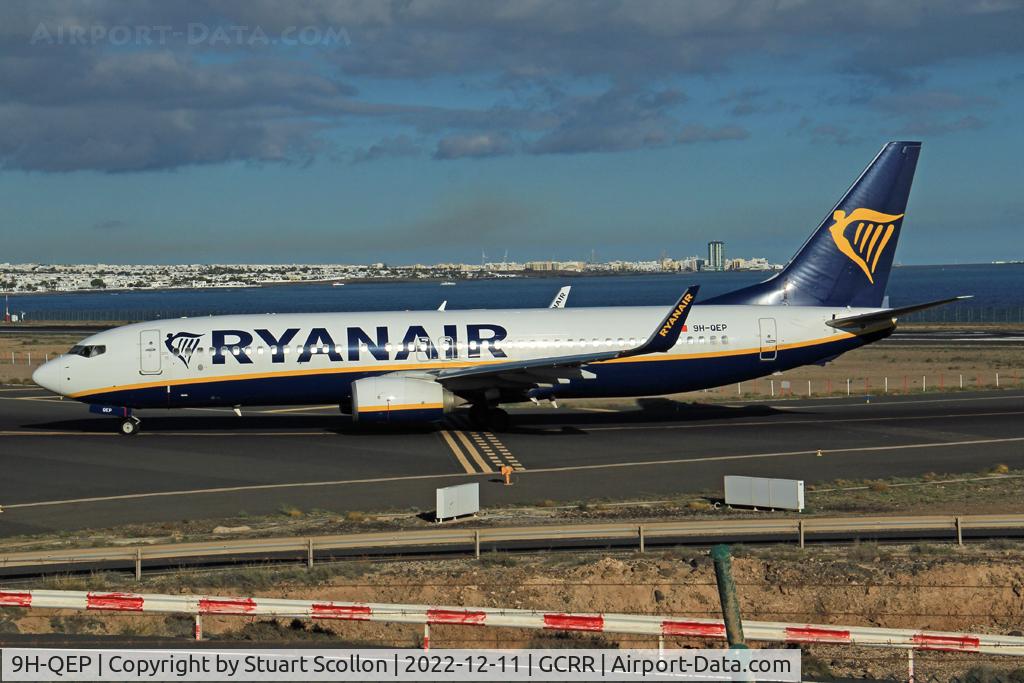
487, 408, 510, 432
118, 418, 140, 436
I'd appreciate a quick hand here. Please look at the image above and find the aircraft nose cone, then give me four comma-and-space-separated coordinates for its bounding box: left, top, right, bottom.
32, 360, 62, 394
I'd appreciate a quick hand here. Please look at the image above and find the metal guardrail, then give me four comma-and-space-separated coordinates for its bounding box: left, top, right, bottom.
4, 588, 1024, 654
2, 514, 1022, 577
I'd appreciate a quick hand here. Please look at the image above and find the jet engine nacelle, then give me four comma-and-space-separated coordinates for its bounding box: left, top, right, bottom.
350, 376, 456, 423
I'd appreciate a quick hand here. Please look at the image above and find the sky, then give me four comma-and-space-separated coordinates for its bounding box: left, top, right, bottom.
1, 1, 1022, 266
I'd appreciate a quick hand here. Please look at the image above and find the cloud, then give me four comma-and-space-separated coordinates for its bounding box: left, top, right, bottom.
677, 124, 749, 144
434, 133, 515, 160
795, 117, 860, 146
0, 2, 1020, 172
897, 114, 988, 136
352, 134, 421, 163
528, 86, 690, 155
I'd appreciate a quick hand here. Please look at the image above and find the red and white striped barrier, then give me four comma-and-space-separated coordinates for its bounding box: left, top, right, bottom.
3, 588, 1022, 656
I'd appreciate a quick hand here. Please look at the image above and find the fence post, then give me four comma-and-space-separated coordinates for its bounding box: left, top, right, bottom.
798, 520, 804, 549
423, 623, 431, 651
135, 548, 142, 581
884, 377, 888, 394
639, 525, 645, 553
955, 516, 962, 546
737, 382, 741, 396
807, 380, 811, 397
908, 649, 915, 683
922, 375, 926, 392
846, 378, 850, 397
711, 545, 747, 649
770, 380, 774, 397
475, 530, 481, 559
307, 538, 314, 568
996, 373, 1000, 388
194, 614, 202, 641
960, 374, 963, 389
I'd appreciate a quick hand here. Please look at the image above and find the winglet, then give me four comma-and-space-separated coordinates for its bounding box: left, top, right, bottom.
627, 285, 699, 356
549, 285, 571, 308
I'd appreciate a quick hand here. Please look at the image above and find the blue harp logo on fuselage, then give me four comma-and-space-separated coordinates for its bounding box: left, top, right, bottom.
165, 332, 202, 368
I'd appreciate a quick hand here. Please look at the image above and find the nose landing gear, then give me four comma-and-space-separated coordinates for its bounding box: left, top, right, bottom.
118, 416, 141, 436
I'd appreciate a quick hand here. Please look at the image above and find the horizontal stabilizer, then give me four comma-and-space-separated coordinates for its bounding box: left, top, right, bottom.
826, 295, 971, 329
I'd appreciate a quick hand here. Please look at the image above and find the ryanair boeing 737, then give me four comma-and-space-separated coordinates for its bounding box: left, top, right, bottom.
33, 141, 966, 435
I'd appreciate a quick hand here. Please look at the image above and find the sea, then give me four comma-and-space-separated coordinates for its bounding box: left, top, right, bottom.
5, 264, 1024, 324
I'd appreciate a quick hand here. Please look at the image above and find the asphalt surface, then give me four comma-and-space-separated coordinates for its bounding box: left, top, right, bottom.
1, 386, 1023, 537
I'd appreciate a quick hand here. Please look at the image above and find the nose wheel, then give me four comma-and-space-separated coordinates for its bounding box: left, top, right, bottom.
118, 416, 141, 436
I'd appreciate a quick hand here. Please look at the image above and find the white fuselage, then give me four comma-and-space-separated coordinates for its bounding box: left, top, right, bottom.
33, 304, 889, 410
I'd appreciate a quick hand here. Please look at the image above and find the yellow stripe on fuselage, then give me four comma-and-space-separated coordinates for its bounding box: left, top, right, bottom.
68, 330, 857, 399
357, 402, 444, 413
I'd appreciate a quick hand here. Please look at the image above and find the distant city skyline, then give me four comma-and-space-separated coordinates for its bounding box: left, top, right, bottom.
1, 3, 1021, 266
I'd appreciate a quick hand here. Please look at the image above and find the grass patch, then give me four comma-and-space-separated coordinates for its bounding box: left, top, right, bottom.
277, 504, 304, 518
848, 540, 881, 562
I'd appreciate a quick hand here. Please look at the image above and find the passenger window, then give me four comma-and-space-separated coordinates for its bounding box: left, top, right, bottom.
721, 335, 729, 344
710, 336, 717, 344
686, 337, 694, 344
698, 336, 705, 344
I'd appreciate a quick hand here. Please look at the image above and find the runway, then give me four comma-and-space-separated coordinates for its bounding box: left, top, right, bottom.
1, 386, 1023, 537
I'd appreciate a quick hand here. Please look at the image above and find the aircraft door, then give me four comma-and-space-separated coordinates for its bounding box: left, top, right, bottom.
140, 329, 162, 374
758, 318, 778, 361
414, 336, 434, 362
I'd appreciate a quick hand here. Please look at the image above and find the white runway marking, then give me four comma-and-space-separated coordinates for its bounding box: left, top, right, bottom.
4, 435, 1023, 510
587, 410, 1024, 432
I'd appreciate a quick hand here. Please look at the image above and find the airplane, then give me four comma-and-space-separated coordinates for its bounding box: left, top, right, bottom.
436, 285, 569, 311
33, 141, 966, 435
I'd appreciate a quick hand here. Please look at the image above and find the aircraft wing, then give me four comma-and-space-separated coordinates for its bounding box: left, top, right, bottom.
549, 286, 571, 308
826, 295, 971, 330
435, 286, 698, 385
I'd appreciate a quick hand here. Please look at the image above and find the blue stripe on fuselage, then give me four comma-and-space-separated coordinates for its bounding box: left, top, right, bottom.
79, 330, 886, 410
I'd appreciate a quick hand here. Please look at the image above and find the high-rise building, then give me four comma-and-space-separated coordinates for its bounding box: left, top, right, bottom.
707, 241, 725, 271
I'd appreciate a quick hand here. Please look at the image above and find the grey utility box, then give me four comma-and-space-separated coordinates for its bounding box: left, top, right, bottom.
724, 476, 805, 511
435, 482, 480, 522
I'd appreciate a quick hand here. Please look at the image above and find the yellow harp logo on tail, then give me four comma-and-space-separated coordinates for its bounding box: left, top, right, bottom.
828, 208, 903, 284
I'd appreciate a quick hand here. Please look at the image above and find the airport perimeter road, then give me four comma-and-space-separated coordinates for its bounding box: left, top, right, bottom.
0, 387, 1022, 536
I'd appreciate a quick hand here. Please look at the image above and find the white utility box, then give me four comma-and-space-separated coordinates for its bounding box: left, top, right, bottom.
435, 482, 480, 522
724, 475, 805, 511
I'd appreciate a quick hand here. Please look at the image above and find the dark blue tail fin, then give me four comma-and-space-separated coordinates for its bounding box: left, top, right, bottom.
707, 141, 921, 308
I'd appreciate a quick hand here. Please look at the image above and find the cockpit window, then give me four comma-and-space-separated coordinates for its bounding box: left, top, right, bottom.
68, 344, 106, 358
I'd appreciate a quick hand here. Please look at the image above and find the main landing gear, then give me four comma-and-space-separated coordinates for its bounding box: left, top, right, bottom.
468, 404, 510, 431
118, 416, 141, 436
